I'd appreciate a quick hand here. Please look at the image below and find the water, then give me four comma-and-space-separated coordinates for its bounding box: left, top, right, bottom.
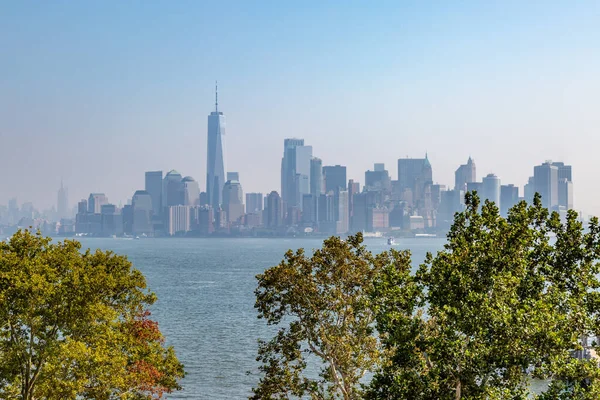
74, 237, 444, 399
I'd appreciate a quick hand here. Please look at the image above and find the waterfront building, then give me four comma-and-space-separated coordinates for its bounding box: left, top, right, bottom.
206, 83, 226, 209
246, 193, 263, 214
163, 170, 184, 207
88, 193, 108, 214
323, 165, 347, 193
310, 157, 323, 196
223, 173, 244, 224
145, 171, 163, 217
265, 191, 283, 229
132, 190, 153, 236
167, 205, 191, 236
365, 163, 391, 192
335, 190, 349, 235
101, 204, 122, 236
182, 176, 200, 206
281, 138, 312, 211
397, 155, 432, 206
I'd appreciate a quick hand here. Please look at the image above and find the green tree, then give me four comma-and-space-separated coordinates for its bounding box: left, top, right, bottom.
0, 230, 184, 400
251, 234, 411, 399
368, 192, 600, 399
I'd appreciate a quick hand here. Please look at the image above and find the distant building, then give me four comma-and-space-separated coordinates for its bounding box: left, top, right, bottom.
323, 165, 347, 193
88, 193, 108, 214
524, 176, 535, 203
194, 205, 214, 235
482, 174, 501, 206
57, 180, 69, 220
222, 174, 244, 223
163, 170, 184, 207
310, 157, 323, 196
534, 162, 559, 209
246, 193, 263, 214
281, 138, 312, 211
335, 190, 349, 235
454, 157, 476, 191
145, 171, 163, 217
265, 191, 283, 229
101, 204, 122, 236
558, 178, 573, 209
182, 176, 200, 206
500, 184, 519, 216
302, 194, 319, 225
365, 163, 391, 192
167, 205, 190, 236
132, 190, 153, 236
397, 155, 432, 206
206, 84, 226, 209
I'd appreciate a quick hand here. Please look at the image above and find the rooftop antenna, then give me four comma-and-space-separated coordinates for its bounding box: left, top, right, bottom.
215, 80, 218, 112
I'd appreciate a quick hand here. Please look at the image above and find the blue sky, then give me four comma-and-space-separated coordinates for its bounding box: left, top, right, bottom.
1, 1, 599, 214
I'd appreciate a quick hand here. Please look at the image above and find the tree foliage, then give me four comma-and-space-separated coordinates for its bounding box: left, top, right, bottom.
251, 234, 412, 399
368, 192, 600, 399
0, 230, 184, 400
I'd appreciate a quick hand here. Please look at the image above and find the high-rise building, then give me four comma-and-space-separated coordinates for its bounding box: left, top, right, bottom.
281, 139, 312, 211
301, 194, 318, 225
454, 157, 476, 191
222, 173, 244, 223
57, 180, 68, 220
167, 205, 191, 236
482, 174, 501, 206
163, 170, 184, 207
365, 164, 391, 192
524, 177, 535, 203
206, 83, 226, 209
323, 165, 347, 193
246, 193, 263, 214
182, 176, 200, 206
558, 178, 573, 210
397, 155, 432, 205
88, 193, 108, 214
500, 184, 519, 216
335, 190, 349, 235
265, 191, 283, 229
534, 162, 559, 209
101, 204, 122, 236
132, 190, 153, 236
145, 171, 163, 217
310, 157, 323, 196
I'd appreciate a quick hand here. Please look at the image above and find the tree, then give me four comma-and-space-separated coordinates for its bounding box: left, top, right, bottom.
0, 230, 184, 400
251, 234, 410, 399
368, 192, 600, 399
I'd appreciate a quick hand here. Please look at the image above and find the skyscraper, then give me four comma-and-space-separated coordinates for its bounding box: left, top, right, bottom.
482, 173, 501, 206
281, 139, 312, 211
57, 180, 68, 219
534, 162, 559, 209
246, 193, 263, 214
323, 165, 347, 193
163, 170, 184, 207
132, 190, 153, 236
265, 191, 283, 228
310, 157, 323, 196
500, 184, 519, 216
222, 173, 244, 223
88, 193, 108, 214
397, 155, 432, 205
455, 157, 476, 191
182, 176, 200, 206
206, 83, 226, 209
145, 171, 163, 217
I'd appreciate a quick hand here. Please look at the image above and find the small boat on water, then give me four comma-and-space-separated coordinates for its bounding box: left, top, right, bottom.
387, 237, 395, 245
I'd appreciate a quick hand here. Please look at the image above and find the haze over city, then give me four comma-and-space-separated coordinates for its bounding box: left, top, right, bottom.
1, 1, 599, 214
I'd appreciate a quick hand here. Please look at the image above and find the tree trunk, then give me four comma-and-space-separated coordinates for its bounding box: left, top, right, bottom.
455, 379, 461, 400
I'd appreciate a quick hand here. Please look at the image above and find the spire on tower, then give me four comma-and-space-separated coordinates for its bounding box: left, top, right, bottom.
215, 81, 218, 112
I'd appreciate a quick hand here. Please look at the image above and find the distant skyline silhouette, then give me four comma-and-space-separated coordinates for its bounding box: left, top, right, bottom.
1, 2, 598, 214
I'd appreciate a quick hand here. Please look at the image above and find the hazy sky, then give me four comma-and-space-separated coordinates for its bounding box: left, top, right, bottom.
1, 1, 599, 214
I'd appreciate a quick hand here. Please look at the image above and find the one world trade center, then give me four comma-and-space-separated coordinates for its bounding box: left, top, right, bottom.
206, 83, 226, 209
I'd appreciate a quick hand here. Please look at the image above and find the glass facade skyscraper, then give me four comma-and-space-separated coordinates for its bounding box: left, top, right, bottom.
206, 85, 226, 210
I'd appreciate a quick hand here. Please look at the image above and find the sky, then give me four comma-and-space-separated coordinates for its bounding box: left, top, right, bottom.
1, 1, 599, 214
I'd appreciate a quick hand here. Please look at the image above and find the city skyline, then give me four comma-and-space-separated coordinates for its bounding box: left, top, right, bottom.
1, 2, 598, 214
